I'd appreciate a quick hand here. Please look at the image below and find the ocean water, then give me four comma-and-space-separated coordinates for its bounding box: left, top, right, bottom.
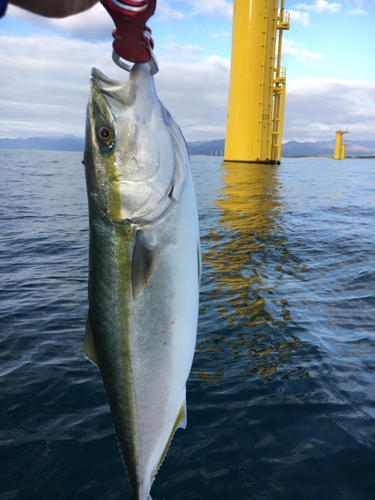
1, 150, 374, 500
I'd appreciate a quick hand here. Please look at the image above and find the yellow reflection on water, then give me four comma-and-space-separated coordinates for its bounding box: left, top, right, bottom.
195, 161, 307, 385
203, 161, 295, 328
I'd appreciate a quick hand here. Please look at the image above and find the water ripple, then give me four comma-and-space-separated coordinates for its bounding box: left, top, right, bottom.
1, 153, 375, 499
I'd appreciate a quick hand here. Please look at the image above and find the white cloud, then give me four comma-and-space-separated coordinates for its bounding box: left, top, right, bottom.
289, 10, 312, 27
0, 33, 374, 143
0, 33, 230, 141
6, 3, 114, 40
299, 49, 324, 60
348, 0, 374, 15
281, 39, 324, 61
158, 42, 204, 62
209, 31, 231, 38
349, 7, 367, 14
0, 34, 120, 137
154, 52, 230, 140
156, 1, 187, 20
6, 1, 233, 40
185, 0, 233, 18
295, 1, 341, 13
284, 77, 375, 141
156, 0, 233, 21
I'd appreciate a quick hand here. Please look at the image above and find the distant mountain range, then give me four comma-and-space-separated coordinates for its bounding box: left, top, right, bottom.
1, 136, 374, 157
282, 140, 375, 157
187, 139, 375, 157
0, 136, 84, 152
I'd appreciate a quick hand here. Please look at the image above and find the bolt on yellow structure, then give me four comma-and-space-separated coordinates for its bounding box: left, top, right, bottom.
334, 129, 349, 160
224, 0, 290, 165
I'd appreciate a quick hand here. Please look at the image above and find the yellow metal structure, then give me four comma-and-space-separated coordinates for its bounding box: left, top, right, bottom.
341, 143, 348, 159
334, 129, 349, 160
224, 0, 290, 164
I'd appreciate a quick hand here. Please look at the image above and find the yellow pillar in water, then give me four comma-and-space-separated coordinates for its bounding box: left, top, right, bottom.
225, 0, 279, 164
341, 143, 348, 159
334, 129, 349, 160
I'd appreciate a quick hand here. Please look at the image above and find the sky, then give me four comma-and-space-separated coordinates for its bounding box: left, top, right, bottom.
0, 0, 374, 143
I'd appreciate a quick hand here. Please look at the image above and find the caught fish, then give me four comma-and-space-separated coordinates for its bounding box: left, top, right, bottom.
83, 63, 200, 500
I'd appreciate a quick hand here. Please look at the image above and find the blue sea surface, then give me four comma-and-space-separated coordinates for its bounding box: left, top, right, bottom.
1, 150, 375, 500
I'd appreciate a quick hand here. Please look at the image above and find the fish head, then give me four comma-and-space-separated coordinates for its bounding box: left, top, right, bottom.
84, 64, 181, 223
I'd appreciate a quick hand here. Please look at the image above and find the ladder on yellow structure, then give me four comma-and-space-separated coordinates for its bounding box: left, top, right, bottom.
271, 8, 290, 164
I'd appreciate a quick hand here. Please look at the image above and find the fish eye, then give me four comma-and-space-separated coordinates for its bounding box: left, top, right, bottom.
97, 124, 114, 144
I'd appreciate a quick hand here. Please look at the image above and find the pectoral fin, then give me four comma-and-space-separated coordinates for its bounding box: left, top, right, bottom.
132, 230, 157, 301
83, 313, 101, 370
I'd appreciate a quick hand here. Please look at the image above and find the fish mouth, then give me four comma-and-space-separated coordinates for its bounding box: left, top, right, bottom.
91, 67, 124, 87
91, 67, 133, 106
91, 64, 153, 108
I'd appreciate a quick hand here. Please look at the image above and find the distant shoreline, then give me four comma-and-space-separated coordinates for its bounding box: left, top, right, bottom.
1, 148, 374, 160
1, 136, 375, 158
282, 155, 375, 159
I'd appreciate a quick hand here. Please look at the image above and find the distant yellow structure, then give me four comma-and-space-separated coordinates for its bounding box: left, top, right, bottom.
225, 0, 290, 165
334, 129, 349, 160
341, 143, 348, 159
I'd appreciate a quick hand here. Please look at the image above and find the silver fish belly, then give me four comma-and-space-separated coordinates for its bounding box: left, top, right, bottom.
83, 64, 200, 500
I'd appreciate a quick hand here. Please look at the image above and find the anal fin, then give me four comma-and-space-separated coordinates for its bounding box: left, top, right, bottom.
151, 396, 187, 481
175, 396, 187, 430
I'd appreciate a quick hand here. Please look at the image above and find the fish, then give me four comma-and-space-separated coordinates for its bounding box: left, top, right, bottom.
82, 63, 201, 500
